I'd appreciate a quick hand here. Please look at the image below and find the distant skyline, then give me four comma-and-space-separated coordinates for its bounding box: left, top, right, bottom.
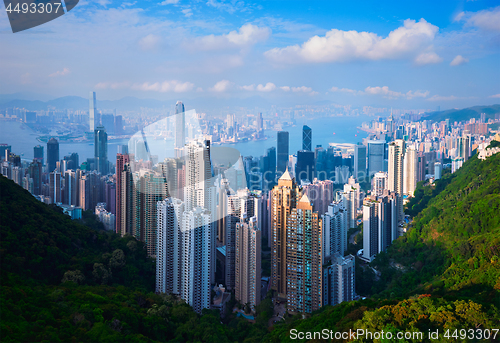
0, 0, 499, 108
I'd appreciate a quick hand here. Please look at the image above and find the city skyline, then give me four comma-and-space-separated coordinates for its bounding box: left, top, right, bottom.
0, 1, 499, 109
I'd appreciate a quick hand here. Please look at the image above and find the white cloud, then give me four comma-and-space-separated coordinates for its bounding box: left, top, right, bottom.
240, 84, 255, 91
160, 0, 179, 4
450, 55, 469, 66
205, 0, 250, 14
181, 8, 193, 17
330, 86, 358, 94
414, 52, 442, 65
427, 95, 460, 101
489, 94, 500, 98
280, 86, 290, 91
96, 0, 112, 7
95, 81, 131, 89
256, 82, 276, 92
209, 80, 232, 92
456, 6, 500, 32
364, 86, 429, 99
365, 86, 404, 98
130, 80, 194, 92
193, 24, 270, 51
139, 34, 161, 50
264, 19, 439, 64
49, 68, 71, 77
292, 86, 313, 93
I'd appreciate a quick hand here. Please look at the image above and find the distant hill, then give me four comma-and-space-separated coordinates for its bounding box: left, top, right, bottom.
421, 104, 500, 123
0, 94, 285, 112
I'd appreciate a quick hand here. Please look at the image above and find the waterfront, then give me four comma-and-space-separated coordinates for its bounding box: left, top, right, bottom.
0, 115, 371, 163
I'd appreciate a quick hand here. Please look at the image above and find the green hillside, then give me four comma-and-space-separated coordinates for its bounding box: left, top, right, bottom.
265, 142, 500, 342
0, 176, 271, 342
422, 104, 500, 123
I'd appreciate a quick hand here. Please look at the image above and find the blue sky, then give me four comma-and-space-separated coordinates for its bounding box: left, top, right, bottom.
0, 0, 499, 109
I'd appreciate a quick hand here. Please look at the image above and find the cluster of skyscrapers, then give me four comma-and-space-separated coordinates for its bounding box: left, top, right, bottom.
3, 96, 498, 318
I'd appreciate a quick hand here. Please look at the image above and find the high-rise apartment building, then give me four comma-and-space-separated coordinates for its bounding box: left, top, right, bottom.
180, 207, 213, 313
235, 216, 261, 310
64, 169, 78, 206
362, 191, 399, 262
403, 146, 417, 196
270, 169, 300, 299
323, 254, 355, 306
116, 154, 130, 233
372, 172, 388, 196
388, 139, 405, 222
133, 169, 169, 257
322, 201, 348, 261
286, 194, 322, 314
49, 171, 62, 204
302, 179, 334, 216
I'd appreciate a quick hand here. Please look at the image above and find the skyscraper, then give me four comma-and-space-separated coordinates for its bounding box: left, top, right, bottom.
257, 112, 263, 133
286, 194, 322, 314
180, 207, 213, 313
34, 145, 44, 165
322, 201, 348, 261
156, 198, 183, 295
101, 114, 115, 134
367, 140, 385, 176
296, 150, 315, 183
64, 169, 78, 206
94, 126, 108, 175
47, 138, 59, 173
403, 146, 417, 196
277, 131, 289, 173
115, 154, 130, 234
263, 147, 276, 190
372, 172, 388, 196
134, 170, 169, 257
270, 169, 300, 299
49, 171, 62, 204
28, 159, 42, 195
362, 191, 399, 262
388, 139, 405, 222
175, 101, 185, 153
434, 162, 442, 180
302, 125, 312, 151
235, 216, 261, 310
323, 254, 355, 307
89, 91, 97, 132
354, 143, 367, 180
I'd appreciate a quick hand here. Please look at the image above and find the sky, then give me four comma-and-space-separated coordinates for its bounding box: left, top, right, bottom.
0, 0, 499, 109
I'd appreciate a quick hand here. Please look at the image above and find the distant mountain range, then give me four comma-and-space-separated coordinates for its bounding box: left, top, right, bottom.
421, 104, 500, 122
0, 93, 344, 112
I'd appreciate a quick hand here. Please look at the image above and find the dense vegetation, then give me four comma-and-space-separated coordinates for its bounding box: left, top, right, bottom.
1, 140, 499, 342
422, 104, 500, 123
0, 176, 274, 342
